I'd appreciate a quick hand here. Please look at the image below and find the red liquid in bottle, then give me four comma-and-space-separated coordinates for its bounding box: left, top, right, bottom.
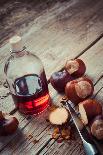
12, 71, 50, 115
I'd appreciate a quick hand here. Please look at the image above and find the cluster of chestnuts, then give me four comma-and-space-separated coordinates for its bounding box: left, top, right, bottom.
50, 59, 86, 93
50, 58, 103, 140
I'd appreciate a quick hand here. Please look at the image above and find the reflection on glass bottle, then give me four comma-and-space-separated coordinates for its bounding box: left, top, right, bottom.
4, 36, 50, 115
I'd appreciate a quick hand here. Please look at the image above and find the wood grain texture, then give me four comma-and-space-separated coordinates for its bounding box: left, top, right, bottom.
0, 84, 60, 153
37, 85, 103, 155
0, 0, 103, 154
0, 76, 103, 155
1, 77, 103, 155
0, 0, 103, 79
0, 0, 70, 45
0, 0, 103, 113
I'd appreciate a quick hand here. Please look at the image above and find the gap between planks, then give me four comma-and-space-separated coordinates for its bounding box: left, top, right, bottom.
37, 86, 103, 155
0, 76, 103, 154
0, 0, 102, 153
0, 31, 103, 153
0, 0, 103, 80
1, 33, 103, 153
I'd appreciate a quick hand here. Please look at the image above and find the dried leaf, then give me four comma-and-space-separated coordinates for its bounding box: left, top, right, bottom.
61, 127, 71, 140
52, 127, 60, 139
57, 137, 64, 143
32, 139, 39, 144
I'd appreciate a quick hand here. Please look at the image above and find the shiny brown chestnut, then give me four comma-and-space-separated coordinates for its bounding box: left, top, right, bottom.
50, 69, 73, 92
65, 59, 86, 78
65, 77, 94, 105
79, 99, 102, 125
0, 111, 19, 136
90, 115, 103, 140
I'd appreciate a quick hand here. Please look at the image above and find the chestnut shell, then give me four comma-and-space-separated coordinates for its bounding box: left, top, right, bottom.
50, 70, 73, 92
90, 115, 103, 140
65, 77, 94, 105
0, 117, 19, 136
65, 59, 86, 78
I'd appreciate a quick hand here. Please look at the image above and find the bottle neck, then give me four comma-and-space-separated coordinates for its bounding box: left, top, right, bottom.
10, 47, 27, 58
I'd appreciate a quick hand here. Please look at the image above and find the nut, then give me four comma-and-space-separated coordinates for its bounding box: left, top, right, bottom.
90, 115, 103, 140
0, 111, 19, 136
65, 77, 94, 105
65, 59, 86, 78
79, 99, 102, 125
75, 81, 92, 98
50, 69, 73, 92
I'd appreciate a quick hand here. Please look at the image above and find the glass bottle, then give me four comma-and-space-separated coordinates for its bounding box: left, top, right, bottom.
4, 36, 50, 115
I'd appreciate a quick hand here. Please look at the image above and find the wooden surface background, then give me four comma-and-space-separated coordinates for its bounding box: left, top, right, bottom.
0, 0, 103, 154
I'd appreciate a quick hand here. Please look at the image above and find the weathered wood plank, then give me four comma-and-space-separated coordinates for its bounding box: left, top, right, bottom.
40, 138, 85, 155
1, 37, 103, 113
0, 112, 26, 152
0, 0, 103, 154
0, 84, 59, 152
0, 86, 13, 113
80, 39, 103, 84
0, 112, 52, 154
1, 38, 103, 154
20, 39, 103, 155
37, 88, 103, 155
0, 76, 103, 155
0, 0, 103, 78
38, 38, 103, 155
0, 0, 71, 45
1, 37, 103, 154
0, 0, 103, 114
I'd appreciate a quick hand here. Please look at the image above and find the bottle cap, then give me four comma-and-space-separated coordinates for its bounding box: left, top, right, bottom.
9, 35, 23, 52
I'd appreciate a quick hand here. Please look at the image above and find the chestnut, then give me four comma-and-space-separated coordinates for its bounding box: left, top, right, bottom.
65, 77, 94, 105
50, 70, 73, 92
49, 107, 70, 125
79, 99, 102, 125
65, 59, 86, 78
0, 111, 19, 136
90, 115, 103, 140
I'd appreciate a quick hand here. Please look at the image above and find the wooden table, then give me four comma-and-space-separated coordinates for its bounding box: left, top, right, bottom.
0, 0, 103, 154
